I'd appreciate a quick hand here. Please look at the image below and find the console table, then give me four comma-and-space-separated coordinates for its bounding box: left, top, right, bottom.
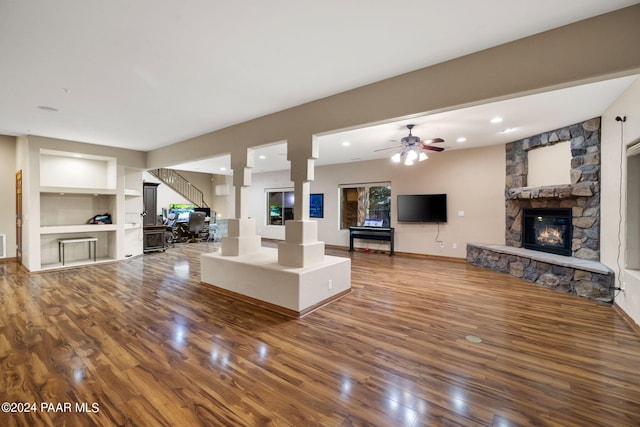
58, 237, 97, 265
348, 226, 395, 256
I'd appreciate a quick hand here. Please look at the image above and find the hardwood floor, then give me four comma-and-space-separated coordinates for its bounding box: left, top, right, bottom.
1, 242, 639, 426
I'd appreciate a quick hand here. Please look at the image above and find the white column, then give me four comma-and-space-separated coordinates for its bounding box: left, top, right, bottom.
221, 147, 261, 256
278, 136, 325, 267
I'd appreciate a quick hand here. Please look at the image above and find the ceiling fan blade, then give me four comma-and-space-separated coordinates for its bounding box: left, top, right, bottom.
422, 145, 445, 152
374, 145, 402, 152
421, 138, 445, 144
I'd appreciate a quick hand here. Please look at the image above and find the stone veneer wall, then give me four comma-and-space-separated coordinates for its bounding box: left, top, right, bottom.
466, 118, 614, 303
505, 117, 601, 260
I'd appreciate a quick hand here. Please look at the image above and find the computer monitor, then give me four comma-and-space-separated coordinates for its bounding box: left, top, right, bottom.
169, 204, 195, 223
194, 207, 211, 217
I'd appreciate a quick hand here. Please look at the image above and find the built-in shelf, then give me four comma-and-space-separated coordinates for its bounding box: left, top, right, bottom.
40, 186, 117, 195
27, 149, 145, 271
40, 224, 118, 234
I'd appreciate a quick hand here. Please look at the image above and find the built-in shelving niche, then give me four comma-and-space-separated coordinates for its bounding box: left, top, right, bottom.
38, 149, 119, 269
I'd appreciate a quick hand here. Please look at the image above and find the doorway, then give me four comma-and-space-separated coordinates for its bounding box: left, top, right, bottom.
16, 170, 22, 264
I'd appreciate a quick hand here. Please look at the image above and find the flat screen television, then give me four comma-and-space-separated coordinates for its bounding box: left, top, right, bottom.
397, 194, 447, 223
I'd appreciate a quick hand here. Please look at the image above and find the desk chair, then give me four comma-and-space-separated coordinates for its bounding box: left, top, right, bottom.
186, 211, 207, 242
164, 213, 178, 246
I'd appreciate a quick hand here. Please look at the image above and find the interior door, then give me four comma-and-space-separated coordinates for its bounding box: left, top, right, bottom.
143, 182, 159, 226
16, 170, 22, 264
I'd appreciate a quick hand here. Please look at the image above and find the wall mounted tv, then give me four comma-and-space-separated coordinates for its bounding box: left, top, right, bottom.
396, 194, 447, 223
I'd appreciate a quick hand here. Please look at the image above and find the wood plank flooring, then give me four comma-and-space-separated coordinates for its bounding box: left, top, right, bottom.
1, 242, 639, 426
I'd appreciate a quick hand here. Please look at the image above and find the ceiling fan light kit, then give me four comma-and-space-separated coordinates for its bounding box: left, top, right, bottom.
382, 124, 445, 166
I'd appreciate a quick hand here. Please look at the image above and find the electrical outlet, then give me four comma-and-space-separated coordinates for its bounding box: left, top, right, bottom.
328, 279, 333, 290
452, 243, 458, 249
439, 241, 445, 248
621, 282, 626, 291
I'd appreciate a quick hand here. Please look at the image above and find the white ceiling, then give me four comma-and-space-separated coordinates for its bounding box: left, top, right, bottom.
1, 1, 638, 174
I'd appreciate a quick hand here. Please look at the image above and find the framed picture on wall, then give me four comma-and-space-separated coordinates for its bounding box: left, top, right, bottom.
310, 193, 324, 218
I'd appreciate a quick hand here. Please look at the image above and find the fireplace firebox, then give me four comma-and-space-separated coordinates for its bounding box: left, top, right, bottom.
522, 208, 572, 256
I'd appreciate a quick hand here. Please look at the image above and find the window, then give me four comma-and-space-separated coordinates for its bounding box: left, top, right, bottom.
267, 190, 294, 225
340, 183, 391, 229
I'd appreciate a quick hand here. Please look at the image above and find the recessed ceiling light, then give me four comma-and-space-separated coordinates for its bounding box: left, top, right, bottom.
456, 137, 466, 143
72, 154, 83, 158
258, 155, 266, 159
342, 141, 351, 147
490, 117, 503, 124
38, 106, 59, 112
220, 167, 226, 171
499, 127, 517, 134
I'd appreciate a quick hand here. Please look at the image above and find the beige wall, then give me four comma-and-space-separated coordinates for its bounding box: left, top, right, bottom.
0, 135, 17, 258
601, 76, 640, 326
249, 144, 505, 258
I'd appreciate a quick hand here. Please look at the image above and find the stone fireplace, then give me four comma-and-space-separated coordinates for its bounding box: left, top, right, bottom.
467, 118, 614, 303
504, 117, 602, 260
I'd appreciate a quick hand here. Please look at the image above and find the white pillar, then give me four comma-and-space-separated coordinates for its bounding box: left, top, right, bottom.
278, 136, 325, 267
221, 148, 261, 256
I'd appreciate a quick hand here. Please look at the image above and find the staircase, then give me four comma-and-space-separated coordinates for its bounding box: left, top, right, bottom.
148, 168, 209, 208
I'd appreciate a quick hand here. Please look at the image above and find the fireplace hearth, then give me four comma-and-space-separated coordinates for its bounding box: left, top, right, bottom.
522, 208, 572, 256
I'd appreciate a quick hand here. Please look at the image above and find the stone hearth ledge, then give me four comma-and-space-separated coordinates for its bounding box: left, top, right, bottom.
468, 243, 611, 274
201, 247, 351, 318
466, 243, 614, 303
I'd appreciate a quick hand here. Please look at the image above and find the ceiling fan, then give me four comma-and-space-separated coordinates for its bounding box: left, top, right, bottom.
375, 124, 445, 165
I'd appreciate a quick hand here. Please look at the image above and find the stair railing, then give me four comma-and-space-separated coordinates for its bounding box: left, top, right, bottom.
148, 168, 209, 208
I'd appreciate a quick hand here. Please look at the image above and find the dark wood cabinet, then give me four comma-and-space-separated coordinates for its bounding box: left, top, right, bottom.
143, 225, 167, 253
143, 182, 159, 226
143, 182, 164, 253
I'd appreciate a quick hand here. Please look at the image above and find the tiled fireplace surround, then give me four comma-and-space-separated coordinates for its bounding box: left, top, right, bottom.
467, 117, 614, 303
